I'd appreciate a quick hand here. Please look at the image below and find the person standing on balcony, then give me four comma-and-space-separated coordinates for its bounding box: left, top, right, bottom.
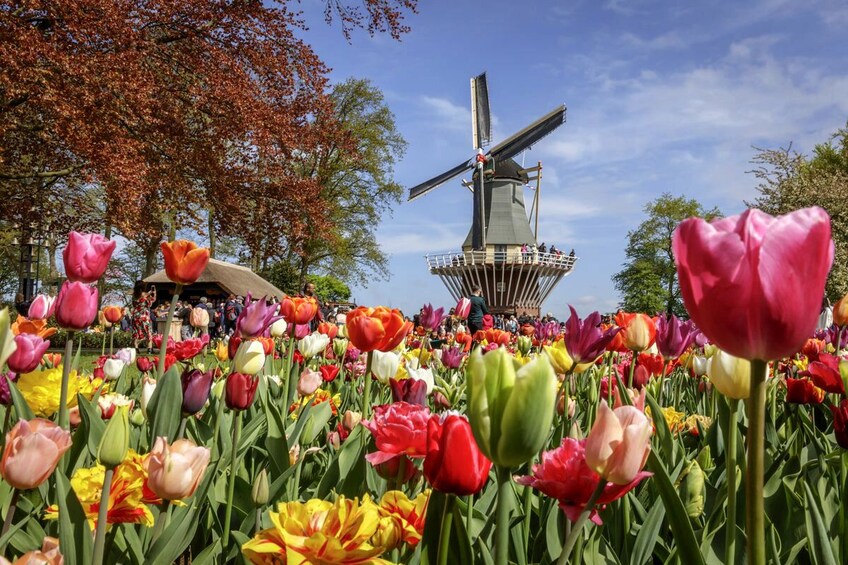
467, 286, 489, 336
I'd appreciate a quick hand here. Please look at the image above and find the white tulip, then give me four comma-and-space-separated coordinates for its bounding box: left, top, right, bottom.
269, 319, 288, 338
370, 350, 400, 384
407, 366, 435, 394
298, 332, 330, 360
234, 340, 266, 375
103, 358, 126, 381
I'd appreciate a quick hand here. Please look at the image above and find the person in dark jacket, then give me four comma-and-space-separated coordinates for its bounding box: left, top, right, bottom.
467, 286, 488, 335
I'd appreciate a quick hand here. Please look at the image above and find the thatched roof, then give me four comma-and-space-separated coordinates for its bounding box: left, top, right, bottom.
144, 258, 284, 299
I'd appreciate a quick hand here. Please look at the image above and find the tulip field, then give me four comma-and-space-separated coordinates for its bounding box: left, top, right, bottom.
0, 207, 846, 565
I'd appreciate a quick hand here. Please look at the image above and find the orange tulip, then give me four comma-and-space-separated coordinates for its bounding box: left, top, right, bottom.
160, 240, 210, 285
317, 321, 339, 340
453, 332, 473, 353
834, 293, 848, 327
143, 437, 210, 501
475, 328, 511, 346
2, 536, 63, 565
279, 296, 318, 325
346, 306, 413, 353
614, 312, 656, 352
10, 317, 57, 339
102, 305, 123, 324
0, 419, 72, 490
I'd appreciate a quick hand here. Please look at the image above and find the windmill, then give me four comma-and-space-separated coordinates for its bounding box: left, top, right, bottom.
411, 73, 577, 317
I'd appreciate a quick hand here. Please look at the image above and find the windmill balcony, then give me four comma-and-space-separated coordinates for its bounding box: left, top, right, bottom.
425, 250, 577, 270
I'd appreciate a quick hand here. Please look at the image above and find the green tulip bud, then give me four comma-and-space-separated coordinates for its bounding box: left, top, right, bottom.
696, 446, 713, 472
130, 408, 145, 427
333, 338, 349, 359
677, 459, 705, 519
516, 335, 532, 356
98, 406, 130, 468
468, 348, 557, 468
251, 468, 270, 507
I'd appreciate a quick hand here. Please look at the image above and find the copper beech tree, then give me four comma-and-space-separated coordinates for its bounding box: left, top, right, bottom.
0, 0, 418, 274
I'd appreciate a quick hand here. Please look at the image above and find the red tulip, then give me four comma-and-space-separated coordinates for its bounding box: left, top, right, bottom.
361, 402, 430, 465
7, 334, 50, 374
673, 207, 833, 361
389, 377, 428, 406
517, 437, 651, 524
424, 414, 491, 496
173, 336, 208, 361
785, 378, 825, 404
346, 306, 413, 353
801, 353, 844, 395
63, 231, 116, 283
831, 399, 848, 449
54, 281, 98, 330
319, 364, 340, 382
136, 357, 154, 373
160, 240, 210, 285
225, 372, 259, 411
614, 312, 656, 352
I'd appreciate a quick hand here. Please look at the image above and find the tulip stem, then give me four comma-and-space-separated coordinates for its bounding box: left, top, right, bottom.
58, 333, 74, 431
282, 337, 295, 405
363, 352, 374, 419
222, 410, 242, 553
92, 468, 114, 565
494, 466, 513, 565
726, 398, 739, 565
109, 326, 114, 356
211, 395, 227, 461
0, 489, 19, 552
558, 479, 606, 565
156, 286, 181, 378
437, 494, 455, 565
627, 352, 637, 388
745, 359, 767, 565
841, 451, 848, 562
176, 416, 188, 441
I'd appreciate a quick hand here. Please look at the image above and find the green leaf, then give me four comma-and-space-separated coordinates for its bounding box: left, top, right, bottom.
263, 394, 290, 474
191, 539, 222, 565
803, 481, 838, 565
148, 365, 182, 443
632, 496, 666, 565
300, 400, 332, 444
647, 452, 705, 565
54, 469, 93, 565
645, 392, 674, 461
6, 377, 34, 421
76, 395, 106, 458
544, 501, 563, 562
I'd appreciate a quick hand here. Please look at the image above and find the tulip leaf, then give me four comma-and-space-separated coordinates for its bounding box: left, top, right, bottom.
646, 452, 705, 565
263, 395, 290, 474
191, 539, 222, 565
544, 500, 563, 561
299, 400, 333, 444
0, 517, 28, 556
803, 481, 838, 565
645, 392, 674, 462
6, 377, 34, 421
76, 394, 106, 458
632, 497, 665, 565
148, 365, 182, 444
54, 468, 93, 565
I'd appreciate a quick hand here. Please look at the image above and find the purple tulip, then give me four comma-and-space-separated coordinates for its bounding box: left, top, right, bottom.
0, 373, 16, 406
181, 368, 214, 415
534, 320, 560, 342
563, 306, 621, 364
236, 293, 283, 338
28, 295, 56, 320
655, 315, 700, 359
440, 346, 466, 370
420, 303, 447, 332
389, 377, 428, 406
63, 231, 116, 283
7, 334, 50, 374
815, 326, 848, 349
54, 281, 98, 331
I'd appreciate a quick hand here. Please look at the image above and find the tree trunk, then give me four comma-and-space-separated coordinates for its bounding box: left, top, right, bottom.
143, 239, 159, 277
208, 207, 216, 258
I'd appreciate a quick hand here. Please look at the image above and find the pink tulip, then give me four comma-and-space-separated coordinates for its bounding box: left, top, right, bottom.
27, 295, 56, 320
62, 231, 116, 283
0, 418, 72, 490
7, 334, 50, 374
143, 437, 210, 500
584, 400, 651, 485
293, 323, 310, 340
54, 281, 98, 330
673, 207, 833, 361
297, 367, 322, 397
455, 297, 471, 319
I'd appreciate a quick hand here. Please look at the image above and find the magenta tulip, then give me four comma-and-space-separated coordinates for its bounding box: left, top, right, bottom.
654, 314, 700, 359
420, 303, 447, 332
7, 334, 50, 374
27, 295, 56, 320
236, 293, 282, 338
54, 281, 98, 331
673, 207, 833, 361
455, 297, 471, 319
62, 231, 116, 283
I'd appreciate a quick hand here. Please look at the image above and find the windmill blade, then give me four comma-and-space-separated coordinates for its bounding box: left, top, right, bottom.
407, 159, 474, 201
471, 72, 492, 149
488, 105, 566, 162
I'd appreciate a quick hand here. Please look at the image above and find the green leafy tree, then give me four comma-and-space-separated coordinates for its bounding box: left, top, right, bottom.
748, 123, 848, 301
613, 193, 721, 316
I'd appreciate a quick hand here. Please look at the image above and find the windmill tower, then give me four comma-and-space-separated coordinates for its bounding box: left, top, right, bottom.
409, 73, 577, 317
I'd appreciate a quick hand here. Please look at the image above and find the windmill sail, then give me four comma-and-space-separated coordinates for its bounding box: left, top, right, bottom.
489, 105, 566, 162
471, 73, 492, 150
408, 159, 473, 201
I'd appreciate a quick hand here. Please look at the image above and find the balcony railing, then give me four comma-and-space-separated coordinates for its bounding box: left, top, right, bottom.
425, 250, 577, 270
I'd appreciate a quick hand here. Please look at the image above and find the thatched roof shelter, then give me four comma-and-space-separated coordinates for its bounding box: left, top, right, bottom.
143, 258, 284, 302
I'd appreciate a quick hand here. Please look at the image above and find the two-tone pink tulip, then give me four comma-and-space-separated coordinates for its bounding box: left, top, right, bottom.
63, 231, 116, 283
6, 334, 50, 374
54, 281, 98, 331
584, 400, 651, 485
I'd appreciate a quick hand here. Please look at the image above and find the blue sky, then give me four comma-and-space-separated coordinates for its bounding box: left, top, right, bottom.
296, 0, 848, 317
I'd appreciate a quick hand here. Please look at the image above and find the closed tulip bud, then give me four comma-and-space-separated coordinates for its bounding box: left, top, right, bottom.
102, 305, 123, 324
297, 368, 322, 397
677, 459, 706, 519
269, 318, 288, 338
97, 406, 129, 468
298, 332, 330, 360
370, 350, 400, 383
279, 296, 319, 325
0, 309, 14, 371
468, 348, 557, 468
54, 281, 98, 331
455, 297, 471, 319
0, 418, 72, 490
706, 349, 750, 399
7, 334, 50, 374
616, 312, 656, 352
251, 469, 270, 506
692, 355, 708, 377
215, 340, 229, 362
333, 338, 349, 359
160, 240, 210, 285
342, 410, 361, 432
516, 335, 532, 356
835, 294, 848, 328
233, 340, 265, 375
130, 409, 145, 426
424, 413, 492, 496
143, 437, 210, 500
103, 358, 126, 381
63, 231, 116, 283
115, 347, 136, 366
585, 400, 652, 484
28, 295, 56, 320
181, 369, 214, 415
225, 372, 259, 410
